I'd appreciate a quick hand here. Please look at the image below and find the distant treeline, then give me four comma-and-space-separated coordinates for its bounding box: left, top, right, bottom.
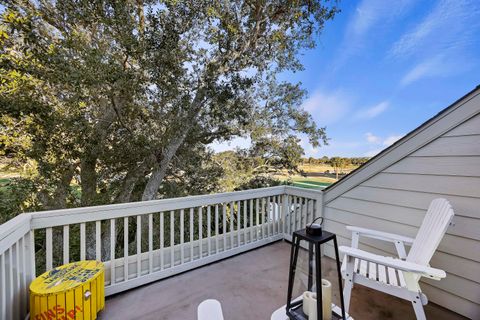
301, 156, 370, 166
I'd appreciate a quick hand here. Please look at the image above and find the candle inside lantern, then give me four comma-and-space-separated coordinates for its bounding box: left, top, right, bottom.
302, 279, 332, 320
321, 279, 332, 320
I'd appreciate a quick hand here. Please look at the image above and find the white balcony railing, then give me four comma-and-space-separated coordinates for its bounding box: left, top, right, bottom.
0, 185, 323, 320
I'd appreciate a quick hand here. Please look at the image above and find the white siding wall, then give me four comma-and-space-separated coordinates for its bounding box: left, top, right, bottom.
323, 112, 480, 319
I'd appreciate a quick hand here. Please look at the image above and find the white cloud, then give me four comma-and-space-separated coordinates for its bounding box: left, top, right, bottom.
391, 0, 480, 85
347, 0, 413, 41
355, 101, 389, 119
333, 0, 414, 68
400, 56, 442, 86
400, 53, 472, 86
301, 89, 351, 125
365, 132, 381, 144
383, 134, 403, 146
363, 133, 404, 156
390, 0, 478, 59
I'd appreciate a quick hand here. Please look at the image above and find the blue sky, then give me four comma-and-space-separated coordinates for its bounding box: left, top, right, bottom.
212, 0, 480, 157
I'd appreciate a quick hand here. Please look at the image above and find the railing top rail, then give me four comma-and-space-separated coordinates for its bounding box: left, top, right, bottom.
284, 185, 325, 198
0, 213, 31, 254
0, 213, 31, 240
30, 186, 288, 229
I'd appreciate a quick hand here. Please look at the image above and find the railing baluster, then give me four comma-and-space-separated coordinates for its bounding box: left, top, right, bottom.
180, 209, 185, 264
301, 198, 308, 225
307, 199, 315, 223
249, 199, 253, 243
136, 216, 141, 277
269, 196, 272, 237
124, 217, 129, 281
7, 248, 13, 319
14, 241, 20, 319
271, 197, 275, 236
243, 200, 247, 245
170, 211, 175, 267
215, 205, 219, 254
63, 225, 69, 264
46, 227, 53, 270
222, 204, 227, 251
229, 202, 234, 249
293, 196, 298, 232
28, 230, 35, 280
237, 201, 241, 247
80, 223, 86, 261
273, 196, 277, 235
148, 214, 153, 274
262, 197, 266, 239
298, 197, 302, 229
272, 196, 276, 235
277, 195, 281, 234
19, 237, 26, 315
190, 208, 194, 261
160, 212, 164, 269
96, 221, 101, 261
255, 198, 260, 241
198, 207, 203, 258
297, 197, 301, 228
1, 253, 5, 319
302, 197, 306, 227
207, 206, 211, 256
305, 198, 308, 225
110, 219, 116, 285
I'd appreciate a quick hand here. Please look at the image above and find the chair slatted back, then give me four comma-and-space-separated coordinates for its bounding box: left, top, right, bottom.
407, 198, 454, 266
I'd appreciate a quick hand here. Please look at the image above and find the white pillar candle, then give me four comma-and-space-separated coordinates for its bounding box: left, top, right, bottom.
321, 279, 332, 320
302, 279, 332, 320
303, 291, 311, 316
307, 293, 317, 320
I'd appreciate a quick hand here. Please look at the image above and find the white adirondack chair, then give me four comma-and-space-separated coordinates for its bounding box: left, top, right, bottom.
339, 198, 454, 320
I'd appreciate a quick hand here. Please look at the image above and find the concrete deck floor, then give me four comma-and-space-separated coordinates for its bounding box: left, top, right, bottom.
99, 241, 466, 320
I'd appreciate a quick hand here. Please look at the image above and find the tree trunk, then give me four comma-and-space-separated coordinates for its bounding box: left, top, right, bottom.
50, 165, 76, 209
80, 157, 98, 206
115, 156, 153, 203
141, 133, 187, 201
141, 90, 206, 201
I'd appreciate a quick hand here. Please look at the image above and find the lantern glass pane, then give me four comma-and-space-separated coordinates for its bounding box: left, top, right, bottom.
291, 239, 317, 301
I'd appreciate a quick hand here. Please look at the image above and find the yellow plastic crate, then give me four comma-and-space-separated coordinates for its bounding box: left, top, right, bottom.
30, 260, 105, 320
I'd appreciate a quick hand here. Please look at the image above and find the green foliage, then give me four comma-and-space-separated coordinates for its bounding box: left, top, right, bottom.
0, 177, 41, 223
329, 157, 351, 179
1, 1, 338, 214
235, 175, 285, 191
301, 156, 370, 166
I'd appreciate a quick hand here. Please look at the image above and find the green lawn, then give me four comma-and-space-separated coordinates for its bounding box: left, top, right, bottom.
291, 179, 333, 189
276, 175, 336, 189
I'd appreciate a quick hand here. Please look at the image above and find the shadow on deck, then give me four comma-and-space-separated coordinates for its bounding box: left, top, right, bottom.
99, 241, 465, 320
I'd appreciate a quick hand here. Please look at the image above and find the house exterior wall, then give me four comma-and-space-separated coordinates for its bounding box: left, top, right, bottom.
322, 101, 480, 318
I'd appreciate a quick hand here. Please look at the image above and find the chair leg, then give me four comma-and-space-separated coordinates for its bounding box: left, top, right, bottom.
411, 295, 426, 320
343, 257, 355, 314
343, 278, 353, 313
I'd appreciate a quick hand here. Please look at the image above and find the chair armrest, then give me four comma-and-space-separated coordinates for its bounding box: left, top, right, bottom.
339, 246, 446, 279
347, 226, 415, 244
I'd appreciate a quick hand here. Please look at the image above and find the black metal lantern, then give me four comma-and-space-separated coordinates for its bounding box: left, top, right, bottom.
286, 218, 346, 320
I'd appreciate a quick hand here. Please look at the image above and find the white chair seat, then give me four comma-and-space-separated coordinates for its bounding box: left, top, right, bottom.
341, 256, 407, 288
